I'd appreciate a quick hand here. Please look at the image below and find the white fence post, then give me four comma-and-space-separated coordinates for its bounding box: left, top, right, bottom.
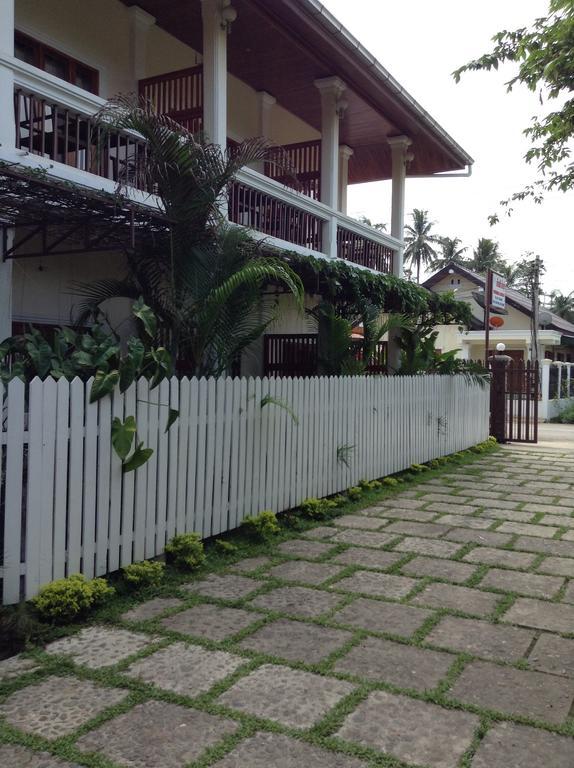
540, 359, 552, 421
1, 374, 490, 604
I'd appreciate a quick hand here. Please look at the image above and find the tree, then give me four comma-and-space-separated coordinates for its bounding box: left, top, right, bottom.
549, 290, 574, 322
454, 0, 574, 215
357, 215, 387, 232
78, 96, 303, 376
403, 209, 440, 283
470, 238, 504, 274
430, 237, 468, 271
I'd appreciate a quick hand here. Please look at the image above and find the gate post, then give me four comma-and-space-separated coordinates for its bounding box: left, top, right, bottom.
489, 351, 512, 443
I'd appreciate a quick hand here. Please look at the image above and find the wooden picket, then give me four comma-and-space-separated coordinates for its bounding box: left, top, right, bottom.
0, 374, 489, 604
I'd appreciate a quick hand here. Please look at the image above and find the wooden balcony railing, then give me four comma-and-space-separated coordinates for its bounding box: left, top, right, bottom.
264, 333, 387, 377
265, 139, 321, 200
138, 65, 203, 134
13, 88, 149, 190
337, 226, 394, 273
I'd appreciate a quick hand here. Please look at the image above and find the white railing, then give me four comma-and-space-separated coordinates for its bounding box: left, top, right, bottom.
0, 374, 489, 604
540, 360, 574, 421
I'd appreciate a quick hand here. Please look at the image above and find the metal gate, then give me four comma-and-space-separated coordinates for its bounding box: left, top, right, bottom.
490, 358, 539, 443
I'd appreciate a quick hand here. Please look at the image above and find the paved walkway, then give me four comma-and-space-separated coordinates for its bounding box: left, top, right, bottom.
2, 447, 574, 767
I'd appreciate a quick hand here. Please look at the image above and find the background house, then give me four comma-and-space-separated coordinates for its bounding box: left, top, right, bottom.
424, 263, 574, 362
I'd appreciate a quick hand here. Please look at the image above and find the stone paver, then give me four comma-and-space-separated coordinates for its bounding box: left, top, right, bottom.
337, 689, 479, 768
277, 539, 334, 558
479, 568, 564, 598
0, 745, 81, 767
450, 660, 574, 724
0, 676, 127, 739
563, 581, 574, 603
45, 626, 154, 669
332, 529, 396, 548
411, 583, 500, 617
121, 597, 184, 622
374, 507, 438, 522
401, 555, 476, 584
503, 597, 574, 633
124, 642, 245, 694
334, 636, 453, 691
303, 526, 338, 539
383, 521, 452, 538
161, 604, 260, 640
540, 514, 574, 528
463, 547, 537, 570
0, 654, 40, 681
333, 570, 418, 599
332, 597, 432, 637
239, 618, 352, 663
471, 721, 574, 768
433, 514, 492, 530
497, 521, 559, 539
445, 527, 513, 547
393, 536, 463, 558
250, 585, 343, 618
377, 497, 427, 509
182, 573, 260, 600
537, 555, 574, 577
425, 616, 534, 662
267, 559, 344, 585
218, 664, 355, 728
514, 535, 574, 557
562, 529, 574, 541
426, 502, 478, 516
529, 633, 574, 678
334, 514, 386, 530
330, 547, 403, 570
228, 555, 272, 572
77, 700, 238, 767
211, 732, 366, 768
480, 509, 537, 523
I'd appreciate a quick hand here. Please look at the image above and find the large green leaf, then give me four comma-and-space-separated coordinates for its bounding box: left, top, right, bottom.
165, 408, 179, 433
25, 333, 53, 378
111, 415, 137, 460
132, 297, 157, 338
90, 369, 120, 403
123, 442, 154, 473
119, 338, 145, 392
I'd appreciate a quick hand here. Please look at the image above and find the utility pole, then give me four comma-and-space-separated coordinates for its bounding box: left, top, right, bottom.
484, 268, 492, 368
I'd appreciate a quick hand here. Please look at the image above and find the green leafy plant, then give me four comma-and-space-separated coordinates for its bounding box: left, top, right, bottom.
165, 533, 205, 570
122, 560, 165, 589
260, 395, 299, 424
300, 497, 337, 520
214, 539, 238, 554
32, 574, 114, 623
358, 478, 382, 491
241, 510, 280, 541
347, 486, 362, 501
381, 477, 398, 487
410, 464, 429, 473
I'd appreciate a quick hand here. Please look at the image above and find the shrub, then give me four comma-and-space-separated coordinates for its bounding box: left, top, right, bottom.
300, 498, 337, 519
165, 533, 205, 570
427, 459, 441, 469
33, 574, 114, 623
552, 403, 574, 423
381, 477, 398, 487
347, 486, 362, 500
332, 494, 347, 507
411, 463, 429, 473
359, 479, 382, 491
122, 560, 165, 589
241, 510, 280, 540
215, 539, 238, 554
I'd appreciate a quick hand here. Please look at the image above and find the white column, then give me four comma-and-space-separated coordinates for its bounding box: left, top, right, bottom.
0, 0, 15, 341
540, 359, 552, 421
338, 145, 353, 214
314, 76, 346, 258
201, 0, 229, 149
388, 135, 412, 278
254, 90, 275, 172
128, 6, 156, 88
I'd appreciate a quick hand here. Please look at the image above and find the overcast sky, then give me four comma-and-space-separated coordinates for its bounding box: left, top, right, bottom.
323, 0, 573, 296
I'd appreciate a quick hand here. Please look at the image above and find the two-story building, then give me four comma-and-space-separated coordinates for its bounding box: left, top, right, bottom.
0, 0, 473, 375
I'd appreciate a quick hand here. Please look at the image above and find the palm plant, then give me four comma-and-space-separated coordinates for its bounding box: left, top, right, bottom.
470, 238, 504, 274
430, 237, 468, 271
403, 209, 440, 283
77, 95, 303, 376
549, 290, 574, 323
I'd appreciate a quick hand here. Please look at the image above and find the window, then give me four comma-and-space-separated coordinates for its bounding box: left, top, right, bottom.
14, 32, 99, 94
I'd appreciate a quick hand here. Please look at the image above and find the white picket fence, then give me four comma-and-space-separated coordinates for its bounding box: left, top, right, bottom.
0, 374, 489, 604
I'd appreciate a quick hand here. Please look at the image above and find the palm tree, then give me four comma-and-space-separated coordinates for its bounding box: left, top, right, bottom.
429, 237, 468, 271
403, 209, 440, 283
549, 290, 574, 323
470, 238, 504, 274
77, 96, 303, 376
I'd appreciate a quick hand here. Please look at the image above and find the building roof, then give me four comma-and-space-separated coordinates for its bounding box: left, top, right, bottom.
121, 0, 473, 181
423, 263, 574, 338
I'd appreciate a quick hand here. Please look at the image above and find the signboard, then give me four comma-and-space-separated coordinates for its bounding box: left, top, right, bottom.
490, 271, 506, 311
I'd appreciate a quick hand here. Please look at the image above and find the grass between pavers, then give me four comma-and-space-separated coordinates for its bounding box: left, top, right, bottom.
3, 443, 574, 768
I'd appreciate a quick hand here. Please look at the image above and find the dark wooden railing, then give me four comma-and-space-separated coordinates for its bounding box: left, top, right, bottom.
265, 139, 321, 200
139, 65, 203, 134
13, 88, 149, 190
337, 226, 394, 273
264, 334, 387, 377
229, 181, 323, 251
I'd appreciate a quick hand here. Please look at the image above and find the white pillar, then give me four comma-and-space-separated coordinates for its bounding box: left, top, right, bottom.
128, 6, 156, 88
0, 0, 14, 341
540, 359, 552, 421
338, 145, 353, 214
388, 135, 412, 278
314, 76, 346, 258
254, 90, 275, 172
201, 0, 229, 149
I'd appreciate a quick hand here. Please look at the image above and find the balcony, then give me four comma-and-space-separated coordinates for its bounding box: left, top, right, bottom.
8, 67, 399, 274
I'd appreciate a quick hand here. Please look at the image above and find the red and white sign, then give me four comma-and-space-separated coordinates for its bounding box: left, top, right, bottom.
490, 271, 506, 311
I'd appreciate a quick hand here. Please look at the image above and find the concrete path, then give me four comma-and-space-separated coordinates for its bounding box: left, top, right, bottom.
1, 447, 574, 767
